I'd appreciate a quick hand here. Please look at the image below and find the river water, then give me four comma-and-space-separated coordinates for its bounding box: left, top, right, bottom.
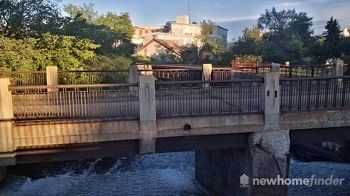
0, 152, 349, 196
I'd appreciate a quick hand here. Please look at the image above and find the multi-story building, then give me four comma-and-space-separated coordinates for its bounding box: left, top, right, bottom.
133, 15, 228, 59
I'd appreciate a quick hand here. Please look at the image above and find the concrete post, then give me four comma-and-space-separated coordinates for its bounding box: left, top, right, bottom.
0, 78, 14, 153
335, 59, 344, 77
263, 65, 280, 131
335, 59, 344, 88
46, 66, 58, 86
138, 75, 157, 154
202, 64, 212, 88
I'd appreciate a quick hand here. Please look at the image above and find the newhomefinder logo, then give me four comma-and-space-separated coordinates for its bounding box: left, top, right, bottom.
240, 174, 345, 188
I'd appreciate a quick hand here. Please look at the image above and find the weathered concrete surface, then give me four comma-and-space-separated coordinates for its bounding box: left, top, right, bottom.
157, 114, 264, 138
280, 110, 350, 130
12, 120, 139, 150
196, 130, 290, 196
263, 72, 280, 131
139, 75, 157, 153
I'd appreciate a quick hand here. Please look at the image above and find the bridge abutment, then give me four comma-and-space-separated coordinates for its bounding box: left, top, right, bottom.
195, 130, 290, 195
196, 66, 290, 195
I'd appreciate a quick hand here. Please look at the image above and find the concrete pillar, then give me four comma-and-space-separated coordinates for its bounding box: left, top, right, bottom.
202, 64, 212, 88
196, 130, 290, 195
0, 78, 14, 153
195, 65, 290, 195
138, 75, 157, 154
335, 59, 344, 77
263, 67, 280, 131
46, 66, 58, 86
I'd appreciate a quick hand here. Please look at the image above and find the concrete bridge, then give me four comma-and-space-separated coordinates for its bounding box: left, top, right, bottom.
0, 64, 350, 195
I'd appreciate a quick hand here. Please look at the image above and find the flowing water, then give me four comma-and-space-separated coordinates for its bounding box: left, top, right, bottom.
0, 152, 349, 196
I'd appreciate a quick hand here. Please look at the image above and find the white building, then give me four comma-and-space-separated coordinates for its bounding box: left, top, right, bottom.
342, 27, 350, 37
133, 15, 228, 48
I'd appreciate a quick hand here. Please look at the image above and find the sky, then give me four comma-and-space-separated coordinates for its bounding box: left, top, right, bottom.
61, 0, 350, 40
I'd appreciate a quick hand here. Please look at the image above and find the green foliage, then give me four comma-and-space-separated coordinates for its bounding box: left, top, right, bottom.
0, 34, 99, 71
323, 17, 342, 59
132, 55, 153, 64
257, 7, 313, 63
63, 4, 135, 56
83, 55, 132, 70
0, 0, 63, 38
234, 55, 262, 64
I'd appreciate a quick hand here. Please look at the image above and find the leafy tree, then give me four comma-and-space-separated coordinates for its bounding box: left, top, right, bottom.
0, 0, 63, 38
0, 33, 99, 71
323, 17, 342, 59
257, 7, 313, 63
63, 4, 135, 56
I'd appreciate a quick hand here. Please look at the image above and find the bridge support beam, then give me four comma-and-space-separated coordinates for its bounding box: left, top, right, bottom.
139, 75, 157, 154
0, 78, 14, 153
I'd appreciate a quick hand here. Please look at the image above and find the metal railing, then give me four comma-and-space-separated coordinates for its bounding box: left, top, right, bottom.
280, 65, 334, 78
212, 68, 231, 80
280, 76, 350, 112
58, 70, 129, 84
11, 83, 139, 120
155, 79, 264, 117
153, 69, 202, 81
0, 71, 47, 86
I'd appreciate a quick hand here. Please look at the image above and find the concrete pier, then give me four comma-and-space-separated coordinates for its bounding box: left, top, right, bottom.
195, 131, 290, 195
195, 67, 290, 195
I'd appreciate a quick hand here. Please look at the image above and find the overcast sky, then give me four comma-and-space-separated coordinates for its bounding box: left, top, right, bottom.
61, 0, 350, 40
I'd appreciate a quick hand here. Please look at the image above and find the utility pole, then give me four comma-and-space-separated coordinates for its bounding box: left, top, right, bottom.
188, 0, 190, 18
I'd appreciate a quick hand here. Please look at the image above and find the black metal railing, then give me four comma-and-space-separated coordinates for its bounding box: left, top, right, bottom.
212, 68, 231, 80
58, 70, 129, 84
280, 76, 350, 112
153, 69, 202, 81
155, 79, 264, 117
11, 83, 139, 120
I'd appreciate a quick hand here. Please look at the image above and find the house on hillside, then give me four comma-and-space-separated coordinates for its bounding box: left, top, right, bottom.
136, 38, 185, 62
132, 15, 228, 48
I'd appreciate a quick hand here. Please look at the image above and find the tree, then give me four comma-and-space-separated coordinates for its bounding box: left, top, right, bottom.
323, 17, 342, 59
0, 33, 99, 71
257, 7, 313, 63
0, 0, 63, 38
63, 4, 135, 56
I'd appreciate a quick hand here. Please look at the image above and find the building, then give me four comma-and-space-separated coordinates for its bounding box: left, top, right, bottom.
132, 15, 228, 57
136, 38, 184, 62
342, 27, 350, 37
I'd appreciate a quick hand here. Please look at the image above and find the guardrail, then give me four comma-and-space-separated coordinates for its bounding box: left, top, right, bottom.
153, 69, 202, 81
0, 71, 47, 86
280, 76, 350, 112
10, 83, 139, 120
155, 79, 264, 117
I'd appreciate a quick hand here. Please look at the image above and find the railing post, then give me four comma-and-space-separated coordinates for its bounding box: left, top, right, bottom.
263, 63, 280, 131
202, 64, 212, 88
46, 66, 58, 86
0, 78, 14, 153
138, 75, 157, 154
335, 59, 344, 77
